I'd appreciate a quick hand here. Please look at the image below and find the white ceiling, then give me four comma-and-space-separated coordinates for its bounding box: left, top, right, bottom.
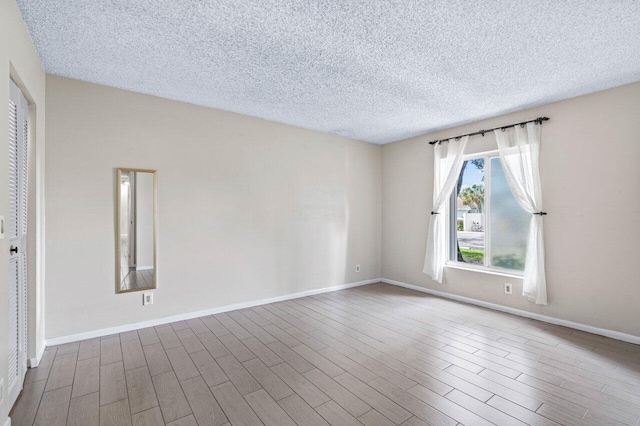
16, 0, 640, 144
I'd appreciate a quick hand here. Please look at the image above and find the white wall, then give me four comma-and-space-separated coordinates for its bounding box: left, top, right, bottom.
382, 82, 640, 338
135, 172, 154, 269
463, 213, 483, 232
45, 75, 382, 339
1, 0, 46, 422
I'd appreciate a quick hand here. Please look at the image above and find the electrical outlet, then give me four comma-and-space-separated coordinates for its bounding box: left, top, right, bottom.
504, 283, 513, 294
0, 378, 4, 403
355, 264, 360, 272
143, 293, 154, 305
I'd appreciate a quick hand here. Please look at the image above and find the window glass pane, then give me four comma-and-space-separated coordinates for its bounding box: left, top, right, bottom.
489, 157, 529, 270
455, 159, 485, 265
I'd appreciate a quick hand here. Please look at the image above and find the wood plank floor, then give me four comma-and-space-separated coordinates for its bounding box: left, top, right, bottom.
10, 283, 640, 426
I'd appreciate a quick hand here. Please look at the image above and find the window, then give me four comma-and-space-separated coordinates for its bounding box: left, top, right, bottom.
448, 151, 530, 273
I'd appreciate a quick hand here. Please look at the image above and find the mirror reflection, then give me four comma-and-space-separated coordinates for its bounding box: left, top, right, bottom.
117, 169, 156, 293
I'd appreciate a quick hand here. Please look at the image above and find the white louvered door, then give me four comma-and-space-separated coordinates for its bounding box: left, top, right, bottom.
8, 79, 28, 408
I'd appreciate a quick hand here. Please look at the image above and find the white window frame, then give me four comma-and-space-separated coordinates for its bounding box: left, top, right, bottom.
446, 149, 524, 278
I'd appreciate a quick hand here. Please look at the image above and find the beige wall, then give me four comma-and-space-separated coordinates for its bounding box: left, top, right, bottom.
45, 75, 382, 339
1, 0, 46, 421
382, 82, 640, 337
42, 76, 640, 342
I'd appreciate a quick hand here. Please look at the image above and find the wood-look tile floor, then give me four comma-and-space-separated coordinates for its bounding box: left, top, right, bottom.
10, 283, 640, 426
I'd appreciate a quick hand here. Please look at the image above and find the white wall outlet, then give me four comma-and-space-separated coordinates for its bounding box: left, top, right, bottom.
0, 378, 4, 403
504, 283, 513, 294
143, 293, 154, 305
355, 264, 360, 272
0, 215, 5, 239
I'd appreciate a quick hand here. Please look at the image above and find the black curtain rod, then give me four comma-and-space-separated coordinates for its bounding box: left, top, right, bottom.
428, 117, 549, 145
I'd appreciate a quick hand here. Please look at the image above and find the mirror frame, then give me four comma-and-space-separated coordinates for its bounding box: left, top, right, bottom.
116, 168, 158, 294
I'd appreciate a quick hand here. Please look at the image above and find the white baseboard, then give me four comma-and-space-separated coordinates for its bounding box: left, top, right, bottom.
46, 278, 382, 346
28, 343, 46, 368
382, 278, 640, 345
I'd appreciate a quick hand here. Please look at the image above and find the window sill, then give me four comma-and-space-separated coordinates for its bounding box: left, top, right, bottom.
445, 262, 524, 280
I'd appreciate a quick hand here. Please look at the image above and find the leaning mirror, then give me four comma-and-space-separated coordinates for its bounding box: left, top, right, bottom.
117, 168, 157, 293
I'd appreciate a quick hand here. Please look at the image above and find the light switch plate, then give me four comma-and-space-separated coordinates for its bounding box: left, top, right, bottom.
143, 293, 154, 305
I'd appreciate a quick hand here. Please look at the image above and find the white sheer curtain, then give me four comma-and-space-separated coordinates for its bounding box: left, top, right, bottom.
494, 123, 547, 305
423, 136, 469, 282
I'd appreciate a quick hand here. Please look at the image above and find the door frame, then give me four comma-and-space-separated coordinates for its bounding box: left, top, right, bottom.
127, 172, 136, 268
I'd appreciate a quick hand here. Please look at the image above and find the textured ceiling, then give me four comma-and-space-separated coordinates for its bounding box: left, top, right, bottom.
16, 0, 640, 144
